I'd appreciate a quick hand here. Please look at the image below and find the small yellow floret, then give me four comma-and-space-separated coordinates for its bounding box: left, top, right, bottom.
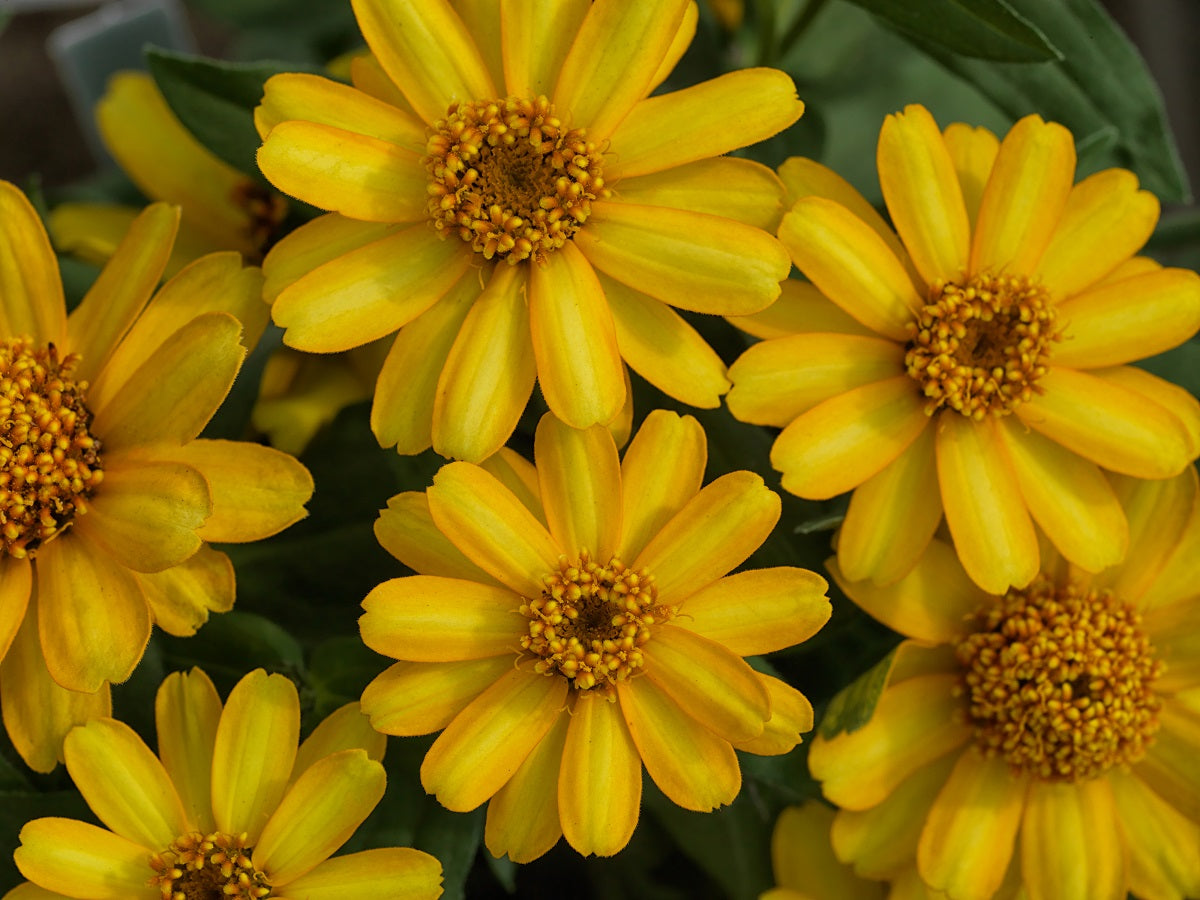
149, 831, 271, 900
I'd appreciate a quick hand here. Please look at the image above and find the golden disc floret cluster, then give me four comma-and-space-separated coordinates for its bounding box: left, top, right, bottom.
231, 180, 288, 257
521, 551, 674, 693
0, 337, 103, 558
424, 95, 608, 265
905, 273, 1060, 419
149, 831, 271, 900
953, 576, 1164, 782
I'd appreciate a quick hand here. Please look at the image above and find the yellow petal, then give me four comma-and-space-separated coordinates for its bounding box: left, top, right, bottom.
917, 752, 1026, 900
534, 415, 622, 561
780, 198, 921, 341
49, 203, 180, 274
275, 847, 443, 900
349, 52, 416, 113
807, 674, 969, 810
608, 69, 803, 178
615, 158, 785, 230
155, 668, 222, 833
578, 201, 790, 315
1093, 254, 1162, 288
941, 122, 999, 231
361, 657, 512, 736
970, 114, 1075, 276
360, 575, 522, 662
726, 278, 877, 341
262, 213, 399, 304
421, 663, 567, 811
773, 802, 886, 899
677, 568, 830, 656
211, 670, 300, 843
649, 1, 698, 91
633, 471, 779, 603
373, 273, 479, 456
63, 718, 187, 851
1134, 703, 1200, 823
0, 555, 32, 663
480, 448, 544, 521
138, 546, 234, 638
877, 104, 970, 286
559, 694, 641, 856
731, 674, 814, 757
254, 750, 385, 884
1109, 768, 1200, 900
1020, 778, 1126, 900
432, 265, 538, 461
350, 0, 496, 125
616, 410, 706, 563
618, 675, 739, 812
35, 534, 151, 693
373, 492, 497, 583
427, 461, 561, 597
484, 709, 569, 864
453, 0, 504, 91
14, 818, 152, 898
1145, 600, 1200, 693
0, 183, 66, 346
291, 703, 386, 786
499, 0, 589, 98
553, 0, 689, 140
935, 414, 1039, 594
1091, 365, 1200, 463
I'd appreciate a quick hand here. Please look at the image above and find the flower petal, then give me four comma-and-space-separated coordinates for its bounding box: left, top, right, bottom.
618, 675, 740, 812
1134, 703, 1200, 823
374, 492, 498, 583
360, 657, 512, 736
1109, 768, 1200, 900
0, 555, 32, 663
138, 546, 234, 638
676, 568, 830, 656
15, 818, 154, 899
211, 669, 301, 843
1103, 468, 1197, 609
291, 703, 386, 785
633, 471, 779, 603
484, 709, 569, 864
578, 201, 790, 315
360, 575, 522, 662
480, 448, 544, 521
155, 668, 222, 833
614, 158, 784, 230
559, 694, 641, 856
534, 415, 622, 561
936, 413, 1039, 594
941, 122, 999, 230
275, 847, 443, 900
63, 718, 187, 851
500, 0, 589, 98
773, 803, 884, 900
727, 278, 876, 341
0, 182, 66, 345
421, 662, 568, 811
262, 213, 398, 304
649, 1, 698, 90
1091, 366, 1200, 462
607, 69, 802, 178
731, 674, 814, 757
1020, 777, 1126, 900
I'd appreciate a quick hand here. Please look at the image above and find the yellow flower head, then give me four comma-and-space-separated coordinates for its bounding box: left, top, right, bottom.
808, 467, 1200, 900
255, 0, 804, 463
0, 182, 313, 772
728, 104, 1200, 594
359, 410, 831, 861
10, 668, 443, 899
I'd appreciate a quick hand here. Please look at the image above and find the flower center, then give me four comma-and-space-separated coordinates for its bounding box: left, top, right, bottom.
954, 576, 1164, 782
0, 337, 103, 559
149, 831, 271, 900
423, 95, 608, 265
905, 273, 1060, 418
231, 181, 288, 257
520, 551, 673, 693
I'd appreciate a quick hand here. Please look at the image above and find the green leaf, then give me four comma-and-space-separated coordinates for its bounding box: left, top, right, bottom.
1136, 339, 1200, 399
158, 610, 305, 696
817, 645, 898, 739
845, 0, 1061, 62
306, 637, 388, 719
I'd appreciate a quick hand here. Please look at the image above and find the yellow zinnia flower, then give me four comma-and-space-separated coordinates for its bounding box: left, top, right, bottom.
808, 467, 1200, 900
9, 668, 443, 899
359, 410, 830, 861
728, 104, 1200, 594
255, 0, 803, 462
0, 182, 313, 772
762, 802, 885, 900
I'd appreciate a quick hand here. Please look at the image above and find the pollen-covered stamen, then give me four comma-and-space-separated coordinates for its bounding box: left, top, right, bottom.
0, 337, 103, 558
905, 272, 1060, 419
231, 181, 288, 257
424, 95, 608, 265
521, 551, 674, 693
149, 831, 271, 900
954, 576, 1164, 782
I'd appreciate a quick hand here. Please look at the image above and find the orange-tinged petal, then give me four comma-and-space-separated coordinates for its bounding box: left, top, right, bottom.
1144, 600, 1200, 693
1109, 768, 1200, 900
500, 0, 588, 98
774, 803, 886, 899
936, 413, 1039, 594
272, 225, 470, 353
138, 546, 233, 638
211, 670, 300, 843
374, 492, 498, 583
616, 410, 706, 563
63, 718, 187, 851
677, 568, 830, 656
35, 534, 151, 693
1103, 468, 1197, 608
553, 0, 689, 140
1020, 778, 1126, 900
1017, 366, 1193, 479
350, 0, 496, 126
727, 278, 877, 341
731, 674, 814, 757
772, 376, 930, 500
1093, 254, 1161, 288
262, 213, 398, 304
291, 704, 385, 785
559, 693, 641, 856
155, 668, 221, 833
428, 461, 561, 597
1135, 703, 1200, 823
360, 575, 522, 662
878, 104, 970, 286
275, 847, 443, 899
453, 0, 503, 90
807, 675, 970, 810
361, 657, 512, 736
0, 555, 32, 663
480, 448, 544, 520
254, 750, 385, 885
942, 122, 999, 230
608, 69, 802, 178
649, 0, 697, 90
633, 471, 779, 603
1091, 365, 1200, 462
970, 115, 1075, 276
14, 818, 154, 898
579, 201, 790, 315
484, 708, 568, 864
918, 752, 1026, 900
618, 675, 739, 812
421, 663, 567, 811
0, 182, 66, 345
535, 415, 621, 561
615, 158, 784, 230
432, 265, 538, 461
